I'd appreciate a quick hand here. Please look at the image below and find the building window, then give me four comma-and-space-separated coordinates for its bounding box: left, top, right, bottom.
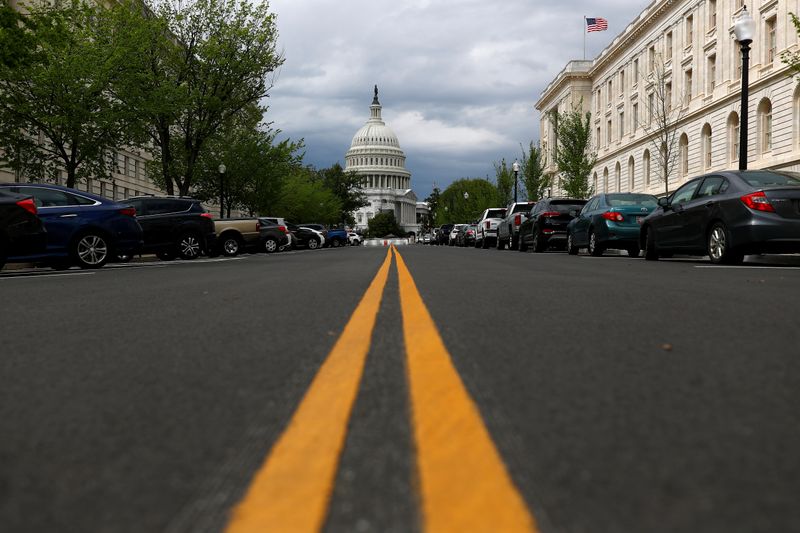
766, 16, 777, 64
596, 126, 601, 149
628, 156, 635, 190
607, 79, 613, 106
685, 15, 693, 47
684, 69, 692, 103
666, 82, 673, 112
632, 102, 638, 132
603, 168, 609, 192
615, 162, 621, 192
620, 69, 625, 94
665, 31, 673, 61
701, 124, 712, 170
607, 119, 612, 144
679, 134, 689, 177
648, 93, 655, 125
735, 46, 742, 80
759, 99, 773, 153
728, 112, 740, 163
707, 54, 716, 93
644, 150, 651, 185
708, 0, 716, 30
633, 58, 639, 80
648, 45, 656, 73
619, 111, 625, 137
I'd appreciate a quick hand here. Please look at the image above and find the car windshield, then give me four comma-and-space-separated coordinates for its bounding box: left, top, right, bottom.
606, 194, 658, 207
486, 209, 506, 218
512, 203, 534, 213
740, 171, 800, 187
548, 201, 587, 212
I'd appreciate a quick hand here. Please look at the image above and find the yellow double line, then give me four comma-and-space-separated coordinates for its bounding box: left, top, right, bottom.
225, 247, 538, 533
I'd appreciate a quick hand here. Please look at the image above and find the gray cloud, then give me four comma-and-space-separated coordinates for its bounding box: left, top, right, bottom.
267, 0, 650, 198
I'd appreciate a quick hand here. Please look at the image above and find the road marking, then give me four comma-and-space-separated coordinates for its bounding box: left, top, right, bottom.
393, 247, 539, 533
224, 248, 393, 533
0, 271, 96, 280
695, 265, 800, 270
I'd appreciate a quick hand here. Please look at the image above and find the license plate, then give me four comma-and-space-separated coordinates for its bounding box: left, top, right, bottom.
636, 216, 645, 224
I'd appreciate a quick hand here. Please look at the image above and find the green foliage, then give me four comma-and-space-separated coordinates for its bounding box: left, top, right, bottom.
783, 14, 800, 74
494, 159, 515, 206
435, 178, 497, 225
367, 211, 404, 238
316, 163, 368, 226
520, 141, 549, 201
553, 106, 596, 199
274, 168, 341, 225
423, 187, 441, 231
0, 0, 141, 186
116, 0, 284, 196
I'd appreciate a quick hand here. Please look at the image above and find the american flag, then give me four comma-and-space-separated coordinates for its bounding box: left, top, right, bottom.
586, 17, 608, 32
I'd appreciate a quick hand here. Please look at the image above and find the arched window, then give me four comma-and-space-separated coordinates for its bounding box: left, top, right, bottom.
701, 124, 712, 170
593, 172, 598, 193
643, 150, 651, 186
794, 86, 800, 147
615, 162, 621, 192
679, 133, 689, 177
758, 98, 773, 154
628, 156, 635, 191
728, 111, 740, 164
603, 168, 609, 192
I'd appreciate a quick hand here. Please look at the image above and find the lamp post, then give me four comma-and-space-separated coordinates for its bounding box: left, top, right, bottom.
734, 6, 756, 170
218, 163, 226, 218
512, 160, 520, 203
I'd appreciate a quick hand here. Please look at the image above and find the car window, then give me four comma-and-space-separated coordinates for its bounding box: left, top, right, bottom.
548, 201, 587, 213
695, 177, 727, 199
583, 198, 598, 213
17, 187, 73, 207
606, 193, 658, 207
486, 209, 506, 218
670, 180, 701, 205
740, 171, 800, 187
66, 192, 96, 205
512, 203, 534, 214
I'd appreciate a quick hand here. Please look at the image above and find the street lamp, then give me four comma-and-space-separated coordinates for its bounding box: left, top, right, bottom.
463, 192, 469, 200
218, 163, 226, 218
512, 160, 520, 203
734, 5, 755, 170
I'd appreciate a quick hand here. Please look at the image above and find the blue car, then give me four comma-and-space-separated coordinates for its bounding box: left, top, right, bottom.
567, 193, 659, 257
0, 183, 143, 269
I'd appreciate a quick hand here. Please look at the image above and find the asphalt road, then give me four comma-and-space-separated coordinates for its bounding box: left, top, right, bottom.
1, 245, 799, 532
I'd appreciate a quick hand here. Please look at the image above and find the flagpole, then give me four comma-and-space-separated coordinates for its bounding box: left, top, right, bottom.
583, 16, 586, 60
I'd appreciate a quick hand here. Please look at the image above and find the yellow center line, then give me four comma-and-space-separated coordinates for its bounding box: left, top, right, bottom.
225, 248, 393, 533
393, 247, 539, 533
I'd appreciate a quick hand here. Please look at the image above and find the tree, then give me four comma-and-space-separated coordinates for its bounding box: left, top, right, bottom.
367, 211, 403, 238
494, 159, 514, 205
435, 178, 497, 225
273, 168, 341, 225
639, 53, 686, 196
423, 186, 441, 230
0, 1, 141, 186
117, 0, 284, 196
520, 141, 549, 201
553, 105, 596, 199
317, 163, 368, 226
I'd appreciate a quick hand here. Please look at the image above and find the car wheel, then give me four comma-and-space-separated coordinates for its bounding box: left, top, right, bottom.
518, 232, 528, 252
708, 222, 743, 265
222, 235, 241, 257
496, 235, 504, 250
264, 237, 279, 253
567, 233, 579, 255
72, 232, 110, 269
644, 226, 659, 261
532, 230, 545, 253
308, 237, 320, 250
510, 234, 518, 250
177, 232, 202, 260
331, 238, 341, 248
588, 230, 604, 257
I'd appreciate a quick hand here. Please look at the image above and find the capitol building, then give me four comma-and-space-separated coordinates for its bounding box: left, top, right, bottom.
345, 87, 419, 234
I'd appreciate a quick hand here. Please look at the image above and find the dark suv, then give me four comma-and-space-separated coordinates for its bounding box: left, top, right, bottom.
123, 197, 216, 260
518, 198, 588, 252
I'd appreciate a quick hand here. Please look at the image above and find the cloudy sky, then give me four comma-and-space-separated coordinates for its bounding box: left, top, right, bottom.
266, 0, 651, 199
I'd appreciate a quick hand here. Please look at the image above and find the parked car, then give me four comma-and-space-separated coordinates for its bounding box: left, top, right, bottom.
123, 196, 215, 260
475, 208, 507, 248
437, 224, 454, 245
449, 224, 467, 245
213, 218, 261, 256
455, 224, 477, 247
0, 190, 47, 270
259, 216, 293, 249
257, 220, 290, 253
567, 193, 658, 257
0, 183, 142, 269
518, 198, 587, 252
497, 201, 536, 250
301, 224, 348, 247
348, 232, 363, 246
289, 223, 324, 249
640, 170, 800, 264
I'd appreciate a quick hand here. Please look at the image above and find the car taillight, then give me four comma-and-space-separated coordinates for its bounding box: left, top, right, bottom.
740, 191, 775, 213
256, 221, 261, 231
540, 211, 561, 218
200, 212, 213, 219
467, 230, 474, 235
514, 214, 521, 225
278, 225, 288, 233
118, 207, 136, 217
16, 198, 37, 215
485, 221, 490, 229
601, 211, 625, 222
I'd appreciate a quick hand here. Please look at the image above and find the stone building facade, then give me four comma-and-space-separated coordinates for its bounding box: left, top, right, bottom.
345, 87, 419, 235
537, 0, 800, 197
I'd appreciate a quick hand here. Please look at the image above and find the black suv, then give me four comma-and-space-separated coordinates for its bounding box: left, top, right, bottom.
123, 197, 216, 260
518, 198, 588, 252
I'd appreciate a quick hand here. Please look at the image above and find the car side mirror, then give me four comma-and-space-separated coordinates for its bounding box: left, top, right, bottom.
658, 197, 670, 209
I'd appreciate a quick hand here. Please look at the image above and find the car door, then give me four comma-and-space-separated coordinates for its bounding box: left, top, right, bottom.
573, 197, 598, 245
137, 199, 179, 250
657, 179, 702, 248
681, 176, 729, 252
16, 186, 94, 255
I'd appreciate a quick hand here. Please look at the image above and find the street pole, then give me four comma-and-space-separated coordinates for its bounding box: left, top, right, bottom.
734, 6, 755, 171
512, 160, 520, 203
218, 163, 226, 218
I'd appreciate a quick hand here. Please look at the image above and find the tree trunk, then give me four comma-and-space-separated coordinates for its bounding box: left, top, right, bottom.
158, 127, 174, 196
